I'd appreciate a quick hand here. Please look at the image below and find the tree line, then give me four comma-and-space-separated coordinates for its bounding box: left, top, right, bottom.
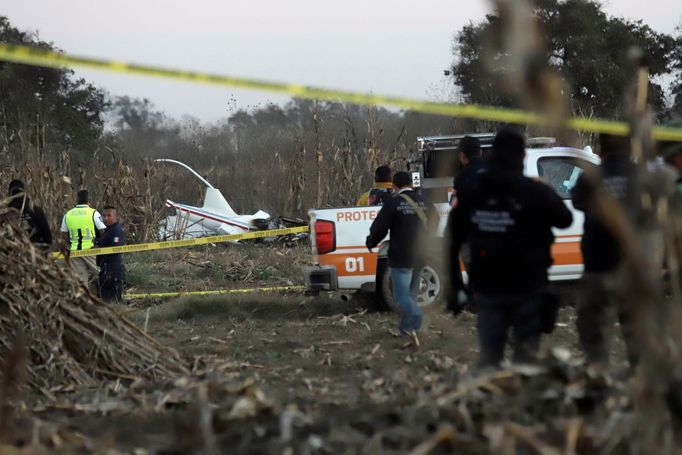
451, 0, 682, 120
1, 1, 681, 240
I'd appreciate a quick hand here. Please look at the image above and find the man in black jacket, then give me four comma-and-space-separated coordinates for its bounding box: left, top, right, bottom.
366, 171, 427, 334
447, 127, 573, 367
451, 135, 484, 207
450, 136, 485, 302
570, 134, 641, 367
8, 179, 52, 247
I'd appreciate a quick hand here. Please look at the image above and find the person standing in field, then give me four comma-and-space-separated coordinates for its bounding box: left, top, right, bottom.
61, 189, 106, 287
366, 171, 427, 335
571, 134, 650, 368
357, 165, 393, 207
661, 136, 682, 290
451, 136, 484, 207
447, 127, 572, 368
96, 205, 126, 303
7, 179, 52, 247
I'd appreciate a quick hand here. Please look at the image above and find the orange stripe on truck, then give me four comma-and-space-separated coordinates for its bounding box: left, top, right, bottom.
319, 251, 378, 277
321, 240, 583, 276
551, 241, 583, 266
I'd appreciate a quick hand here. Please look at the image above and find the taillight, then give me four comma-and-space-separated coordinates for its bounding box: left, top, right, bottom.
315, 220, 336, 254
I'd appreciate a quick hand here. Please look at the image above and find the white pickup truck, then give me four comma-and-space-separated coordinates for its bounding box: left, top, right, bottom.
304, 136, 600, 309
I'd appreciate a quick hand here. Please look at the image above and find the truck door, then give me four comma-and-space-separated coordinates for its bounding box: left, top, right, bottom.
533, 155, 597, 279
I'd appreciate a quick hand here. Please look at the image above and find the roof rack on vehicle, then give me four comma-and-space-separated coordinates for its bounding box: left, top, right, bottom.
417, 133, 495, 152
527, 137, 557, 148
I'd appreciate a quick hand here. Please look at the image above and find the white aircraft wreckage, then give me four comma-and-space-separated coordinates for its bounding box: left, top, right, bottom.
156, 159, 305, 241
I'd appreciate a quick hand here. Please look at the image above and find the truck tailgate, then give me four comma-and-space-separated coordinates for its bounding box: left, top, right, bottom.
310, 206, 383, 290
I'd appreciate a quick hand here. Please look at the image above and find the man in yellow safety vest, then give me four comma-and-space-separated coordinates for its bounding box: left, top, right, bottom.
60, 189, 106, 287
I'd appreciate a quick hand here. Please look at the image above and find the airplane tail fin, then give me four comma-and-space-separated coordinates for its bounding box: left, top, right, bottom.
203, 188, 238, 217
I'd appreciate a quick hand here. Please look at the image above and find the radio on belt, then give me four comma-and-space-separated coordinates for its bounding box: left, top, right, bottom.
411, 172, 421, 188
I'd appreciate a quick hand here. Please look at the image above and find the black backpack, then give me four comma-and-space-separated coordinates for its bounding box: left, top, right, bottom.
368, 187, 393, 206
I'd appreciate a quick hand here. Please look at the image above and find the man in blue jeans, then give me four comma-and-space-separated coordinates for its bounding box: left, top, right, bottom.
366, 171, 427, 334
447, 127, 572, 367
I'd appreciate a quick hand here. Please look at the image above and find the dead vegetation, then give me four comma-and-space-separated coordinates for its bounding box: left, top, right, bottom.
124, 243, 309, 297
0, 2, 681, 454
0, 201, 187, 393
0, 207, 679, 453
0, 148, 176, 243
0, 295, 659, 454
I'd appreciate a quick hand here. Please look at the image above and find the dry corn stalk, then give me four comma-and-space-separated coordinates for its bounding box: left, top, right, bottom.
0, 201, 187, 391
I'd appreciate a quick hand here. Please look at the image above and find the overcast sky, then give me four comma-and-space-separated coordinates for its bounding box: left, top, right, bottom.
3, 0, 681, 122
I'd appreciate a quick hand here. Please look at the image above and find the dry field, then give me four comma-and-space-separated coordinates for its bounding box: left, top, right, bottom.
3, 242, 640, 454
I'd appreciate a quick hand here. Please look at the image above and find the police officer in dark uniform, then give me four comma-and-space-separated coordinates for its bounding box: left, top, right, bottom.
7, 179, 52, 247
367, 171, 428, 334
96, 205, 126, 303
451, 135, 484, 207
447, 127, 573, 367
571, 134, 642, 367
660, 134, 682, 216
450, 137, 485, 304
661, 136, 682, 293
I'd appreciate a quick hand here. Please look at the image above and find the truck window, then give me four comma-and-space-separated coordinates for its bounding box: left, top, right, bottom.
537, 157, 595, 199
423, 150, 456, 179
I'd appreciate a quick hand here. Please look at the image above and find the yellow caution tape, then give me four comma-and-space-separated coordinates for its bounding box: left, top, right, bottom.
53, 225, 309, 258
126, 285, 304, 300
1, 44, 681, 141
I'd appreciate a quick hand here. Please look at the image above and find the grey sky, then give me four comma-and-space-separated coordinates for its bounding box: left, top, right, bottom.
3, 0, 681, 122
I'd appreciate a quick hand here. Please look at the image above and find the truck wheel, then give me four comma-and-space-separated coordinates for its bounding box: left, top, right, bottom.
380, 261, 444, 314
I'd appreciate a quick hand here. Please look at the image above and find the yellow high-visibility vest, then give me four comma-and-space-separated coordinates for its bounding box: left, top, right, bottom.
65, 206, 97, 251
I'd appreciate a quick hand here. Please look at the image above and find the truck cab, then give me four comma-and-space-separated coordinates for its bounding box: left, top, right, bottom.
415, 133, 495, 205
304, 134, 599, 308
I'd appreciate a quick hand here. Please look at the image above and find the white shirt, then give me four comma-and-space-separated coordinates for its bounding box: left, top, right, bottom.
60, 205, 106, 232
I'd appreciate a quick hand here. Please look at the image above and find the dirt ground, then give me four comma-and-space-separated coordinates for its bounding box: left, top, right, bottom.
14, 243, 631, 453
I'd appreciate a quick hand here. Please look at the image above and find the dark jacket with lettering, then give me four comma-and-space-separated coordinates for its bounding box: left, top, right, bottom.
9, 195, 52, 246
448, 165, 573, 294
366, 189, 426, 268
96, 222, 125, 274
571, 153, 639, 273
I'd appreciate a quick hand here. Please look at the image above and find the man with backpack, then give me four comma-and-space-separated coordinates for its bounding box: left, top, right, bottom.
357, 165, 393, 206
